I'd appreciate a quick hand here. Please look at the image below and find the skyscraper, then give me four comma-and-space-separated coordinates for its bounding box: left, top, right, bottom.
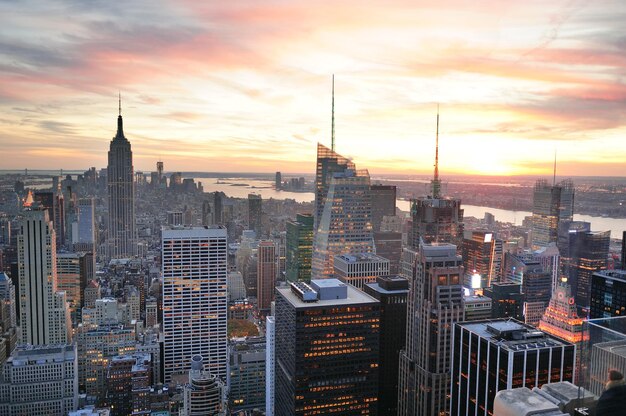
398, 243, 464, 416
311, 168, 374, 279
314, 143, 355, 230
370, 184, 396, 232
409, 111, 463, 249
275, 280, 380, 416
557, 221, 609, 313
590, 269, 626, 318
285, 213, 314, 282
227, 336, 266, 412
257, 240, 276, 313
183, 355, 226, 416
248, 194, 262, 236
462, 230, 496, 289
107, 98, 136, 258
364, 276, 409, 416
450, 319, 575, 416
73, 198, 95, 253
531, 179, 574, 249
162, 226, 228, 382
18, 211, 69, 346
265, 315, 275, 416
333, 252, 390, 290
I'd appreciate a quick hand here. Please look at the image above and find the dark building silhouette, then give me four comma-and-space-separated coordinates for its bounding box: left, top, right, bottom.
248, 194, 262, 236
364, 276, 408, 416
484, 282, 524, 321
590, 270, 626, 319
370, 184, 396, 232
275, 279, 380, 416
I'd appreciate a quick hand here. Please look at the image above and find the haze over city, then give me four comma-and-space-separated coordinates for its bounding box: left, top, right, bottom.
2, 0, 626, 176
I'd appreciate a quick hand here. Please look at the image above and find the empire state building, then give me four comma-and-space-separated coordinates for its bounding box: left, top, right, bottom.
107, 98, 136, 258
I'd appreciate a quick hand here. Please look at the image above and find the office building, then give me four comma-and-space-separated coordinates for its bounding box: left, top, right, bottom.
557, 221, 609, 313
311, 168, 375, 279
101, 353, 152, 416
370, 184, 396, 232
622, 231, 626, 269
314, 143, 355, 230
228, 336, 266, 412
590, 269, 626, 318
248, 194, 262, 236
182, 355, 226, 416
73, 198, 95, 253
333, 252, 390, 290
265, 315, 275, 416
373, 231, 402, 275
398, 243, 464, 416
56, 252, 85, 323
285, 213, 314, 282
364, 276, 409, 416
18, 211, 69, 345
0, 216, 10, 245
162, 226, 228, 382
107, 100, 136, 258
409, 113, 463, 249
257, 240, 276, 313
0, 272, 17, 363
450, 319, 576, 416
463, 294, 493, 321
503, 253, 552, 325
213, 192, 223, 225
531, 179, 574, 249
275, 279, 380, 415
0, 344, 78, 416
34, 190, 65, 248
462, 230, 496, 289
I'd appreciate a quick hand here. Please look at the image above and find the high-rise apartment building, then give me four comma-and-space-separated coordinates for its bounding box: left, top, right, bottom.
531, 179, 574, 249
311, 168, 374, 279
398, 243, 464, 416
275, 172, 281, 190
462, 230, 496, 289
0, 344, 78, 416
107, 101, 136, 258
370, 184, 396, 232
450, 319, 576, 416
275, 279, 380, 416
364, 276, 408, 416
257, 240, 276, 313
285, 213, 314, 282
162, 226, 228, 382
18, 211, 69, 345
248, 194, 262, 236
333, 252, 390, 290
314, 143, 355, 230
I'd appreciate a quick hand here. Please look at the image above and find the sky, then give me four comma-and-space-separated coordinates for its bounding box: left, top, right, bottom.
1, 0, 625, 176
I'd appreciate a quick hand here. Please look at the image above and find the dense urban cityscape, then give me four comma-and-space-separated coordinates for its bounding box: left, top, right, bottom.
0, 99, 625, 415
2, 1, 626, 416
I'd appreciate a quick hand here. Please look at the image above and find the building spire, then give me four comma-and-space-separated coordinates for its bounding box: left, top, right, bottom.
432, 104, 441, 199
331, 75, 335, 152
116, 92, 125, 139
553, 149, 557, 186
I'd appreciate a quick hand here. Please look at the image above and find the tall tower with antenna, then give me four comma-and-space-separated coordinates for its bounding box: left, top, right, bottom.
408, 107, 463, 249
331, 75, 335, 152
107, 93, 136, 258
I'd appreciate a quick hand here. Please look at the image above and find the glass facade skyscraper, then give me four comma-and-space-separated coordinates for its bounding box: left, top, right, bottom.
531, 179, 574, 249
285, 213, 314, 282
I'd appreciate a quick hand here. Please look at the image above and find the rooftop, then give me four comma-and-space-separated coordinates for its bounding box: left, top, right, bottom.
278, 279, 378, 308
162, 225, 227, 239
335, 252, 389, 264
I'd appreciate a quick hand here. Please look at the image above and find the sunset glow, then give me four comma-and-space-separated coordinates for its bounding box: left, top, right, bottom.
1, 0, 625, 176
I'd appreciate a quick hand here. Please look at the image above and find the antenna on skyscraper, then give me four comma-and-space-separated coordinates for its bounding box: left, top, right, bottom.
118, 91, 122, 116
432, 104, 441, 199
553, 149, 557, 186
331, 75, 335, 152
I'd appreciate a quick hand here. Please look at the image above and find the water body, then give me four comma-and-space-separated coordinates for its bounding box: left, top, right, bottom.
197, 178, 314, 203
396, 200, 625, 239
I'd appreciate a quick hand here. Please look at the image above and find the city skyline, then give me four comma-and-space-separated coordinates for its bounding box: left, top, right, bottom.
2, 1, 626, 176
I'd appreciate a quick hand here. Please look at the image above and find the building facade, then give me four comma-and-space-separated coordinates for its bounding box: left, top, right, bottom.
257, 241, 276, 313
531, 179, 574, 249
450, 319, 576, 416
228, 337, 266, 412
107, 105, 136, 258
285, 213, 314, 282
398, 243, 464, 416
333, 253, 390, 290
275, 279, 380, 415
162, 226, 228, 382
